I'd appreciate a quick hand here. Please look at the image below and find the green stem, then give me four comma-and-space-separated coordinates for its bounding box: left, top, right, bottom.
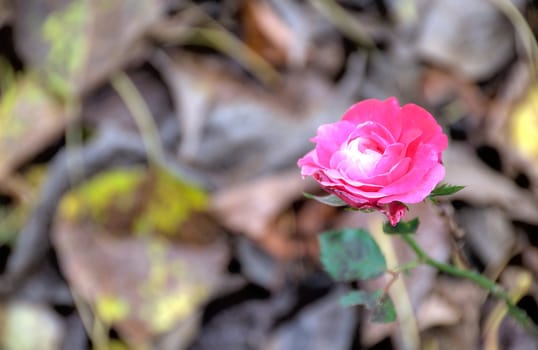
401, 234, 538, 336
393, 259, 421, 274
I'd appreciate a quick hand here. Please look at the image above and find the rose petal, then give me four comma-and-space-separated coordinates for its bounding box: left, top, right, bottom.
399, 104, 448, 153
379, 144, 439, 198
342, 97, 402, 140
312, 121, 356, 166
298, 150, 321, 177
374, 143, 405, 174
347, 121, 396, 151
370, 157, 412, 186
378, 163, 445, 204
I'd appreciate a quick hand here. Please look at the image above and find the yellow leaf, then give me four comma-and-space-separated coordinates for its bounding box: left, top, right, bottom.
511, 86, 538, 161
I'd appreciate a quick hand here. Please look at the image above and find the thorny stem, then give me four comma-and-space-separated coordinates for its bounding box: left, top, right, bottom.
401, 234, 538, 337
383, 260, 421, 294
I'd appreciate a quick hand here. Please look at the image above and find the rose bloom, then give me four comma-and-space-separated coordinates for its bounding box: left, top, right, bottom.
298, 97, 448, 225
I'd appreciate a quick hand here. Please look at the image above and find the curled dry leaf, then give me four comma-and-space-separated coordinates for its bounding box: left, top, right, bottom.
211, 170, 312, 240
13, 0, 166, 95
212, 170, 323, 261
416, 0, 515, 80
0, 76, 66, 184
153, 51, 364, 187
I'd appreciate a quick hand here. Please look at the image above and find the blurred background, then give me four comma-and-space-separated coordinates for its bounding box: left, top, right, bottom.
1, 0, 538, 349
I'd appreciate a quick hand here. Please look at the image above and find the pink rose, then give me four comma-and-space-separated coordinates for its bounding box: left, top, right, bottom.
298, 97, 448, 225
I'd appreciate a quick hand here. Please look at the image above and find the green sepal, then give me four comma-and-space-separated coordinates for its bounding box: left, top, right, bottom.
382, 218, 420, 235
303, 193, 348, 207
429, 183, 465, 199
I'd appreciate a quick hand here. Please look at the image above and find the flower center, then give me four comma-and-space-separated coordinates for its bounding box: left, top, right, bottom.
344, 137, 383, 176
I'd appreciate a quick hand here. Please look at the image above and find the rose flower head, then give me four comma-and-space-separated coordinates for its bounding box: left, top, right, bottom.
298, 97, 448, 225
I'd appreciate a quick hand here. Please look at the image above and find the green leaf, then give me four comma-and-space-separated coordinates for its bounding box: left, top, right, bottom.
370, 293, 397, 323
429, 183, 465, 198
340, 290, 396, 323
319, 228, 386, 281
382, 218, 420, 235
340, 290, 374, 307
303, 193, 348, 207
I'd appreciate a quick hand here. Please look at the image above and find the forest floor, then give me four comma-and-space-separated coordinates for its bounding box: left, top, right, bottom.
1, 1, 538, 349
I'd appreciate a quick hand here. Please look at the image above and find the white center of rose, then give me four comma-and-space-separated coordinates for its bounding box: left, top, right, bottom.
344, 137, 382, 176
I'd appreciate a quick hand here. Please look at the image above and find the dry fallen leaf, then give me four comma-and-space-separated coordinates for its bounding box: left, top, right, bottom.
416, 294, 461, 330
262, 288, 357, 350
0, 75, 66, 184
53, 167, 229, 347
416, 0, 515, 80
13, 0, 166, 95
421, 278, 483, 350
242, 0, 295, 66
153, 51, 364, 187
444, 144, 538, 224
54, 221, 228, 346
211, 170, 312, 241
420, 67, 489, 118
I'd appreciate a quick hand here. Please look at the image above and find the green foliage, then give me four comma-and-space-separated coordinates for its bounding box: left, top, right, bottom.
382, 218, 420, 235
340, 290, 396, 323
303, 192, 348, 207
429, 183, 465, 199
319, 228, 396, 323
319, 228, 386, 281
370, 293, 397, 323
